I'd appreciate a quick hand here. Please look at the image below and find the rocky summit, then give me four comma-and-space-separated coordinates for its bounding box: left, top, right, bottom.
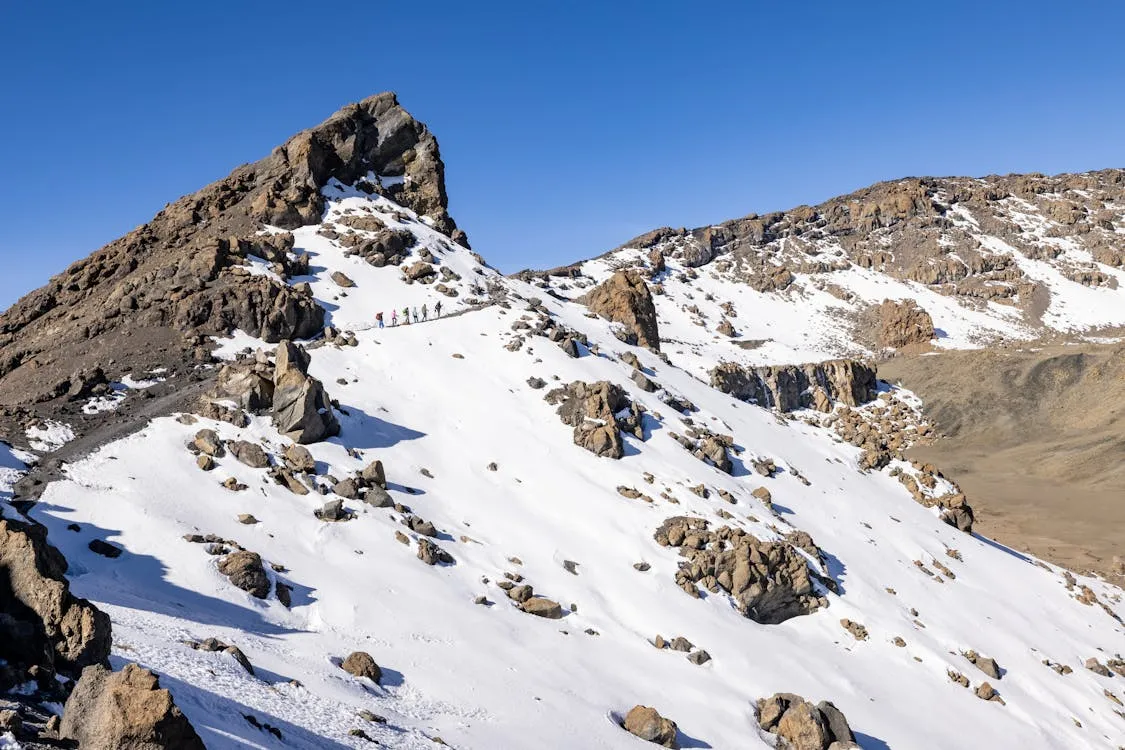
0, 94, 1123, 749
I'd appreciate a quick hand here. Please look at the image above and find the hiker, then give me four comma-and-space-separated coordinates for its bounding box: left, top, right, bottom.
402, 306, 410, 325
421, 304, 428, 321
391, 310, 398, 326
376, 311, 384, 329
435, 300, 443, 317
412, 307, 419, 323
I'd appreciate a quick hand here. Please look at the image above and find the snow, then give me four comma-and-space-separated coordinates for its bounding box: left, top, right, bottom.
0, 442, 26, 501
23, 182, 1125, 749
0, 732, 21, 750
25, 421, 75, 452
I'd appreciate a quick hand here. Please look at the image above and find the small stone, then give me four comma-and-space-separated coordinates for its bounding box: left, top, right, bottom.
197, 454, 215, 471
238, 514, 258, 525
687, 650, 711, 665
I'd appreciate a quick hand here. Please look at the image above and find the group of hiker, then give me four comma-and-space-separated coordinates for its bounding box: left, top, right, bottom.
375, 300, 442, 328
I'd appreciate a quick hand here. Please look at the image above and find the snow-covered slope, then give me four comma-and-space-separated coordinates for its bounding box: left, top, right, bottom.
12, 181, 1124, 750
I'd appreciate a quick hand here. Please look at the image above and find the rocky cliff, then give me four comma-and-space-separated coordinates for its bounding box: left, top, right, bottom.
0, 92, 462, 408
709, 359, 878, 413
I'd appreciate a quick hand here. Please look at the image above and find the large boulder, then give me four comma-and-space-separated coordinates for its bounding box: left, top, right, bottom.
60, 663, 205, 749
756, 693, 857, 750
0, 516, 111, 679
876, 299, 935, 350
623, 705, 678, 748
272, 341, 340, 444
217, 551, 270, 599
340, 651, 382, 684
584, 270, 661, 351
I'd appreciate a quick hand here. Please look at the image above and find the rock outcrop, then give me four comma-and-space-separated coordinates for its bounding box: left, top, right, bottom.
654, 517, 828, 624
544, 380, 645, 458
584, 270, 661, 351
0, 515, 111, 683
710, 359, 877, 413
272, 342, 340, 444
61, 663, 205, 749
876, 299, 935, 350
756, 693, 857, 750
0, 93, 460, 407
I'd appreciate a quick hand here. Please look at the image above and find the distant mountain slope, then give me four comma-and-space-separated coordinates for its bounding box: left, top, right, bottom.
1, 96, 1123, 749
522, 169, 1125, 378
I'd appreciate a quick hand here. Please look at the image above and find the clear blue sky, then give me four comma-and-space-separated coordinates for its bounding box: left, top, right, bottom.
2, 1, 1123, 309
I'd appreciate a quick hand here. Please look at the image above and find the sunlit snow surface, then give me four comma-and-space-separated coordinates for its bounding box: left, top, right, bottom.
25, 186, 1125, 749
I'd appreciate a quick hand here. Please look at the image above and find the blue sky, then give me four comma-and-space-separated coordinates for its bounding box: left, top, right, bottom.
1, 1, 1123, 309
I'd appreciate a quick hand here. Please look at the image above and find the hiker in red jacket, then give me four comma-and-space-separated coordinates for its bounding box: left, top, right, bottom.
376, 311, 384, 329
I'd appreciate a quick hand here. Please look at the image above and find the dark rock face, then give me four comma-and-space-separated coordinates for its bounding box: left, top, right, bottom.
0, 93, 459, 407
654, 517, 828, 624
710, 359, 877, 413
61, 663, 205, 749
584, 270, 661, 351
0, 516, 111, 682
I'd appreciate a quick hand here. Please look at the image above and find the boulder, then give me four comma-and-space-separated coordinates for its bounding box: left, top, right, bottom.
877, 299, 935, 349
192, 430, 225, 457
209, 360, 275, 414
584, 270, 661, 351
521, 597, 564, 619
544, 380, 645, 459
757, 693, 856, 750
622, 705, 678, 748
361, 459, 387, 488
283, 444, 316, 473
331, 271, 355, 288
341, 651, 382, 684
230, 440, 270, 468
60, 663, 205, 749
217, 551, 270, 599
0, 517, 111, 678
272, 341, 340, 444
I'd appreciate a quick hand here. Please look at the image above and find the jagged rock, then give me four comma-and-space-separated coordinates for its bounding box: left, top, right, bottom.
622, 705, 678, 748
0, 516, 111, 678
584, 270, 661, 351
230, 440, 270, 468
710, 359, 877, 413
61, 663, 205, 749
964, 650, 1001, 679
756, 693, 856, 750
333, 478, 361, 499
404, 261, 436, 281
361, 459, 386, 488
341, 651, 382, 684
364, 486, 393, 508
544, 380, 644, 459
417, 538, 453, 565
877, 299, 934, 349
1086, 657, 1113, 677
654, 517, 826, 623
208, 360, 275, 414
193, 429, 225, 457
217, 551, 270, 598
716, 318, 736, 337
283, 444, 316, 473
272, 341, 340, 444
315, 499, 351, 522
196, 454, 214, 471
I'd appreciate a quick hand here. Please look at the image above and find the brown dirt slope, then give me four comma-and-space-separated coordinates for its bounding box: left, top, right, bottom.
881, 343, 1125, 576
